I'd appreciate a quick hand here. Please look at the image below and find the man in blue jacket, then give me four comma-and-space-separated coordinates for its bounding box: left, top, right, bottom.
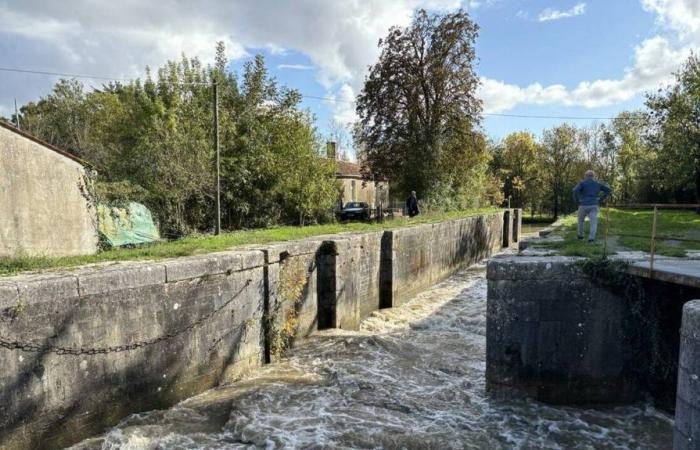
572, 170, 612, 242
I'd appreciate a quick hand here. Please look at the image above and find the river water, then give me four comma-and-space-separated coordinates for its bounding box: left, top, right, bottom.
69, 258, 673, 450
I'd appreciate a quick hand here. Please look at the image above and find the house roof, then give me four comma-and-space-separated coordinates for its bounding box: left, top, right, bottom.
0, 119, 93, 168
336, 160, 363, 178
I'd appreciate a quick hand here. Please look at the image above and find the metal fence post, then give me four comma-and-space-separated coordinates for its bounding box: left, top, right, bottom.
649, 205, 658, 276
603, 205, 610, 259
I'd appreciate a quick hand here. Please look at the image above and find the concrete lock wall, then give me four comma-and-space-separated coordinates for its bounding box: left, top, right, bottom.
0, 251, 266, 450
674, 300, 700, 450
0, 211, 511, 449
486, 256, 640, 404
0, 124, 98, 257
388, 213, 504, 307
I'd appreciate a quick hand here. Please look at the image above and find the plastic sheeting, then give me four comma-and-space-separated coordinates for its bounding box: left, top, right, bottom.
97, 202, 160, 247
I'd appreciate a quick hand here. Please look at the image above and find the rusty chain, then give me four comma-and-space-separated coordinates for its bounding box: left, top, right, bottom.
0, 279, 252, 356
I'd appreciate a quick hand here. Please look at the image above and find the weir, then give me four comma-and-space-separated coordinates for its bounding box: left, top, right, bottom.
486, 254, 700, 450
0, 210, 518, 450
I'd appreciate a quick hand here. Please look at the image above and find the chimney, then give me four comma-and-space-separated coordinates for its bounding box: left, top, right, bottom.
326, 141, 337, 160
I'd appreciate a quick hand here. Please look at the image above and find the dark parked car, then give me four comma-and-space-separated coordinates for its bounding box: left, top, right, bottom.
338, 202, 370, 221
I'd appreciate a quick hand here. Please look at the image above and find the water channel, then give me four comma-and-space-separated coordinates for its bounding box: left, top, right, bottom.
69, 250, 673, 450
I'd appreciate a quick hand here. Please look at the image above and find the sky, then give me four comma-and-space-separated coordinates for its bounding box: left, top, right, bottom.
0, 0, 698, 154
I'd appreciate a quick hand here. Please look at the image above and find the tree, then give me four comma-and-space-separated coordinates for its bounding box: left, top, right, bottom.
491, 132, 544, 213
542, 124, 584, 219
356, 9, 482, 206
16, 44, 339, 235
646, 54, 700, 208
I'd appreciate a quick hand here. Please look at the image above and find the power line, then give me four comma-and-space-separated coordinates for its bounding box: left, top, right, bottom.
0, 66, 211, 86
0, 65, 651, 121
482, 112, 649, 121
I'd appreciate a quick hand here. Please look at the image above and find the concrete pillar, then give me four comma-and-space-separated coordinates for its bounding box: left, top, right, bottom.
674, 300, 700, 450
512, 208, 522, 243
502, 210, 512, 248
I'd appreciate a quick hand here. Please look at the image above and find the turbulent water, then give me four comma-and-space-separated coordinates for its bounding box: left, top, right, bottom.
69, 259, 673, 450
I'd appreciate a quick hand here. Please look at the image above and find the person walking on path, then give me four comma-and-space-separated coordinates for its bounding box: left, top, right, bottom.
573, 170, 612, 242
406, 191, 420, 218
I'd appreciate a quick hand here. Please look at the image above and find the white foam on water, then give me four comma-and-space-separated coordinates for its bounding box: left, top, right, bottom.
66, 259, 673, 450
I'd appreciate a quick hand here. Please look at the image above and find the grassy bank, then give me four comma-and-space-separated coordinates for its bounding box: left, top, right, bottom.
0, 209, 498, 276
538, 208, 700, 258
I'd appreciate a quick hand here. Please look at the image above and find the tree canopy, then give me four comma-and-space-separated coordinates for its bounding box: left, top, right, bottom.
12, 44, 339, 236
356, 9, 488, 209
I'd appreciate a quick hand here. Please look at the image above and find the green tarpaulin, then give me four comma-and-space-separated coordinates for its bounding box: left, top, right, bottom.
97, 202, 160, 247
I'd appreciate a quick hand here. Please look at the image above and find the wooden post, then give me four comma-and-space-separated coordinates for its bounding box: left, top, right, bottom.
649, 205, 658, 276
213, 81, 221, 235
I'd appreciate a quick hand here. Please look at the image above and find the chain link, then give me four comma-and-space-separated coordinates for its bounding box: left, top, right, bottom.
0, 279, 252, 356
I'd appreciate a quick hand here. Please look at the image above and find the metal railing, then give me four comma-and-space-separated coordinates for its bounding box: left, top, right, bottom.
602, 203, 700, 276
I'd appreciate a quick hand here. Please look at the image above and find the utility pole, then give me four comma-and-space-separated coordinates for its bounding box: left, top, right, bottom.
213, 81, 221, 235
14, 98, 20, 129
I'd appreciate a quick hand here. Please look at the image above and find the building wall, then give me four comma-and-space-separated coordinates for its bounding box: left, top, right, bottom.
338, 177, 389, 207
0, 126, 98, 257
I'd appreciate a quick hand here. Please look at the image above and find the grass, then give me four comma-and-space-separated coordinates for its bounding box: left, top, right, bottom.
0, 208, 498, 276
536, 208, 700, 258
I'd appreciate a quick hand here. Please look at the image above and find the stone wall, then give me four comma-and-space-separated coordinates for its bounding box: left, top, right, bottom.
0, 211, 510, 449
486, 256, 639, 404
388, 213, 504, 307
0, 251, 266, 450
487, 255, 700, 414
0, 123, 98, 257
325, 231, 386, 330
674, 300, 700, 450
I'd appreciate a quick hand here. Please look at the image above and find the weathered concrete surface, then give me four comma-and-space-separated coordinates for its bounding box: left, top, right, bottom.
326, 231, 385, 330
0, 252, 266, 450
486, 256, 640, 404
629, 259, 700, 290
0, 122, 98, 257
502, 210, 512, 248
389, 213, 504, 307
512, 209, 522, 243
674, 300, 700, 450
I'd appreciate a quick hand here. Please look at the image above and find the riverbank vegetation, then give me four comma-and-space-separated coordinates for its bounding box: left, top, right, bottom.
537, 208, 700, 258
13, 44, 339, 237
490, 55, 700, 219
0, 208, 497, 276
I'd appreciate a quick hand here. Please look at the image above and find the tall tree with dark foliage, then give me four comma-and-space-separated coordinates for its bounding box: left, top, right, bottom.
356, 9, 485, 208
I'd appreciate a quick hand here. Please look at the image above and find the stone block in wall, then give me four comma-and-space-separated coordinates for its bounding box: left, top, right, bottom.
254, 240, 327, 361
513, 209, 522, 243
486, 256, 640, 404
675, 300, 700, 450
0, 281, 19, 308
78, 263, 166, 295
390, 213, 503, 307
502, 210, 512, 248
329, 232, 384, 330
0, 253, 266, 450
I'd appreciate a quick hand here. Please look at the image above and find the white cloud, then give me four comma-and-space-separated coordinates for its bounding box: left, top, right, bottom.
0, 0, 466, 117
642, 0, 700, 37
277, 64, 315, 71
1, 0, 697, 121
538, 3, 587, 22
479, 35, 690, 112
325, 83, 357, 125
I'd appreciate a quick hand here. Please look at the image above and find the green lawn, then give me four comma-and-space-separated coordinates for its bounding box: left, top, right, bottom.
537, 208, 700, 258
0, 208, 498, 276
